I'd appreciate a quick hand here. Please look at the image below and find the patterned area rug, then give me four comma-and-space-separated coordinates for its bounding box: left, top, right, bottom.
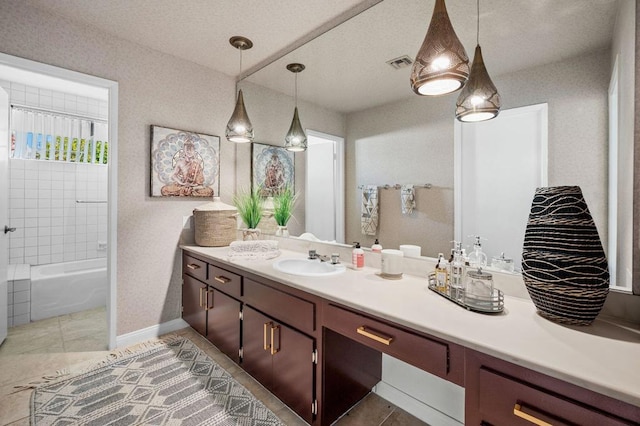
31, 337, 284, 425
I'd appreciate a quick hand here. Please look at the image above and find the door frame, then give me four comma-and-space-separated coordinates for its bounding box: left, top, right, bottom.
0, 53, 119, 350
305, 129, 345, 243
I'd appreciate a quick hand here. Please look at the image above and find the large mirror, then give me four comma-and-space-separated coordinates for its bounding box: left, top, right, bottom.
242, 0, 634, 286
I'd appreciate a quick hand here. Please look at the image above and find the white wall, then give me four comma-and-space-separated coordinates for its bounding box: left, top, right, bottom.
346, 49, 610, 257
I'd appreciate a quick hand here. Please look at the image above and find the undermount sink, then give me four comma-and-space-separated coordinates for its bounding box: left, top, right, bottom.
273, 258, 346, 277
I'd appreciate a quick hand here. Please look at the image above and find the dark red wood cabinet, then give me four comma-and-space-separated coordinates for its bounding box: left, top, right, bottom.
242, 305, 315, 424
465, 350, 640, 426
207, 288, 241, 363
182, 272, 208, 336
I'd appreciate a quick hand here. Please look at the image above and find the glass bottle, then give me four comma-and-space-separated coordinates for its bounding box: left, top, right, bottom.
435, 252, 448, 293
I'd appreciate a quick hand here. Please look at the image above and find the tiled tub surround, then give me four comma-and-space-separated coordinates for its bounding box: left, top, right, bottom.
6, 264, 30, 327
8, 159, 108, 266
182, 243, 640, 424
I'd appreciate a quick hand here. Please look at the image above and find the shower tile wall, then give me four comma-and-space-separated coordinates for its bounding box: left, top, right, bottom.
2, 80, 109, 266
8, 160, 107, 265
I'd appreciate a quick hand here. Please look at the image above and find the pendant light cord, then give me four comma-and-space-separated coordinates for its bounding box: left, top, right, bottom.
476, 0, 480, 45
294, 73, 298, 107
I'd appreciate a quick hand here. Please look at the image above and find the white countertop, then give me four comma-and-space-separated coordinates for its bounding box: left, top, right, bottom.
182, 245, 640, 408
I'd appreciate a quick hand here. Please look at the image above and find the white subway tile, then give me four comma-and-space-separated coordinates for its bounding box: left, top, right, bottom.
9, 254, 25, 265
24, 237, 38, 247
12, 218, 25, 228
51, 199, 63, 209
51, 244, 64, 254
51, 217, 64, 228
38, 235, 51, 246
10, 177, 25, 189
39, 88, 52, 97
38, 217, 51, 227
9, 208, 24, 219
11, 89, 26, 104
51, 208, 64, 218
24, 189, 38, 199
24, 228, 37, 238
37, 254, 51, 265
52, 90, 64, 100
25, 92, 38, 106
75, 251, 87, 261
24, 217, 37, 228
10, 166, 25, 179
24, 179, 38, 190
52, 97, 64, 109
13, 290, 30, 304
9, 238, 24, 249
52, 171, 64, 181
39, 95, 53, 109
39, 179, 52, 190
76, 233, 87, 243
9, 228, 24, 239
38, 245, 51, 255
13, 302, 29, 315
74, 242, 87, 252
51, 253, 64, 263
38, 227, 51, 237
23, 208, 37, 218
64, 99, 76, 112
63, 252, 75, 262
13, 279, 30, 292
10, 198, 24, 209
13, 314, 30, 326
9, 247, 23, 258
24, 198, 37, 209
51, 189, 63, 199
10, 188, 24, 199
86, 249, 98, 259
38, 198, 52, 209
25, 86, 38, 94
24, 161, 38, 171
11, 82, 25, 91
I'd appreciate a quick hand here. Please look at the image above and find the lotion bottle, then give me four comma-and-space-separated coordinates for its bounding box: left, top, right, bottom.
352, 242, 364, 269
371, 239, 383, 253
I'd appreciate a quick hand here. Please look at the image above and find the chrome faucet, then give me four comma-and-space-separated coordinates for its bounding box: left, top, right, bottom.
308, 250, 337, 263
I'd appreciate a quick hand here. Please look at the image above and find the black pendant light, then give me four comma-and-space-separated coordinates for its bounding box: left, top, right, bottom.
225, 36, 255, 143
410, 0, 469, 96
284, 63, 307, 152
455, 0, 501, 122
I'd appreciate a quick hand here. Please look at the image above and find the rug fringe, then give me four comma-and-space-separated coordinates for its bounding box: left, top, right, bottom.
13, 334, 185, 393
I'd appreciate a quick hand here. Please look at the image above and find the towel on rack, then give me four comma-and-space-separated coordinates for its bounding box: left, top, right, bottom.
401, 184, 415, 214
361, 185, 379, 236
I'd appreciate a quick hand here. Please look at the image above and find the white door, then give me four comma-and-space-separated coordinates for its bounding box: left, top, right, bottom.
0, 88, 9, 344
454, 104, 548, 272
305, 131, 345, 243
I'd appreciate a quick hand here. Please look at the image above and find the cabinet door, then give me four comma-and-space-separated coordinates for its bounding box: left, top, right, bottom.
242, 306, 273, 389
207, 288, 241, 363
271, 321, 314, 424
183, 274, 207, 336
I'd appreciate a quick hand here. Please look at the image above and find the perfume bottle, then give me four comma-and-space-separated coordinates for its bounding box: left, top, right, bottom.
467, 236, 487, 271
449, 242, 466, 300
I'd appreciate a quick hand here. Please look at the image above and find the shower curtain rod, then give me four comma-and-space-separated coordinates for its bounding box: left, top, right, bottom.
357, 183, 432, 190
11, 103, 108, 124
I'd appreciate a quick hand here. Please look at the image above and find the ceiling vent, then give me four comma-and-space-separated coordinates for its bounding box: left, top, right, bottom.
386, 55, 413, 70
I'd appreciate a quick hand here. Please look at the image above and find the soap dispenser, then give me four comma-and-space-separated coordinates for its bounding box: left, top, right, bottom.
352, 242, 364, 269
467, 236, 488, 271
371, 239, 383, 253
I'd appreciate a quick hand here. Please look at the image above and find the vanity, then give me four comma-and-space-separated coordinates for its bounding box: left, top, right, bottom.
181, 245, 640, 425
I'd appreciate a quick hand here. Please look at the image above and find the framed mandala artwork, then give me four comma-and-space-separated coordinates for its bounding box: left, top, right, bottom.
251, 143, 295, 197
150, 125, 220, 197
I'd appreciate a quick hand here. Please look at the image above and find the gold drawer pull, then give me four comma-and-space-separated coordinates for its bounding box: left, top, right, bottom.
199, 286, 206, 308
206, 289, 214, 310
263, 322, 272, 350
357, 326, 393, 345
214, 275, 231, 284
271, 325, 280, 355
513, 403, 553, 426
186, 263, 201, 270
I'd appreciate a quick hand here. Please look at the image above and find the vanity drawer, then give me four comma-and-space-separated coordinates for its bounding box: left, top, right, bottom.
477, 367, 634, 426
324, 303, 449, 379
243, 279, 315, 335
183, 253, 207, 282
207, 264, 242, 299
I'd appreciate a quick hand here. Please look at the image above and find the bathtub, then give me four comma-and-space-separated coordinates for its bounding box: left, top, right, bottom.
30, 258, 107, 321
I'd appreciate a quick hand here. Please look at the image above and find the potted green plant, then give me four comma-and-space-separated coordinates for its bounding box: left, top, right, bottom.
233, 186, 264, 240
272, 185, 297, 237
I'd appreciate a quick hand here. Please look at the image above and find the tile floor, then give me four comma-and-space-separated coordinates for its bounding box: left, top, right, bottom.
0, 313, 426, 425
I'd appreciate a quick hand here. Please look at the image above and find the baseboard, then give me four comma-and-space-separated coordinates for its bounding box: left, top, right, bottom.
115, 318, 189, 348
374, 381, 463, 426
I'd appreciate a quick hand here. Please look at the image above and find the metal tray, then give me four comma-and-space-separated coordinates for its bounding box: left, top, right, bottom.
427, 273, 504, 314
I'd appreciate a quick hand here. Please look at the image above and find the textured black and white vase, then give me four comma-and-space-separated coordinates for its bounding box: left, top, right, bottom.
522, 186, 609, 325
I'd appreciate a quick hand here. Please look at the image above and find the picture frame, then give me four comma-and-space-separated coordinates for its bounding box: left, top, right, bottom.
251, 143, 295, 197
150, 125, 220, 197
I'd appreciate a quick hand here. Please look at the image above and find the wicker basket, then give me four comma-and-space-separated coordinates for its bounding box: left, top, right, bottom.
193, 197, 237, 247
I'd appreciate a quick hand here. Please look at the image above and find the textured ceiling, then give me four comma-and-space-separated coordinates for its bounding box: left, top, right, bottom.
26, 0, 621, 113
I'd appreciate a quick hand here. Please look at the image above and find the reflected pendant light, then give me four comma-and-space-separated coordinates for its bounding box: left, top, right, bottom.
455, 0, 501, 122
284, 63, 307, 152
410, 0, 469, 96
225, 36, 255, 143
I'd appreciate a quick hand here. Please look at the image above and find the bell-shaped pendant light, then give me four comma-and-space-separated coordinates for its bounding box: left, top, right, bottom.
225, 36, 255, 143
410, 0, 469, 96
284, 63, 307, 152
455, 0, 501, 122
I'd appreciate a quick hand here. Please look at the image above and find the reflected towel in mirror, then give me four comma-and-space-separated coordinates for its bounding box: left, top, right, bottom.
401, 184, 415, 214
361, 185, 379, 235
